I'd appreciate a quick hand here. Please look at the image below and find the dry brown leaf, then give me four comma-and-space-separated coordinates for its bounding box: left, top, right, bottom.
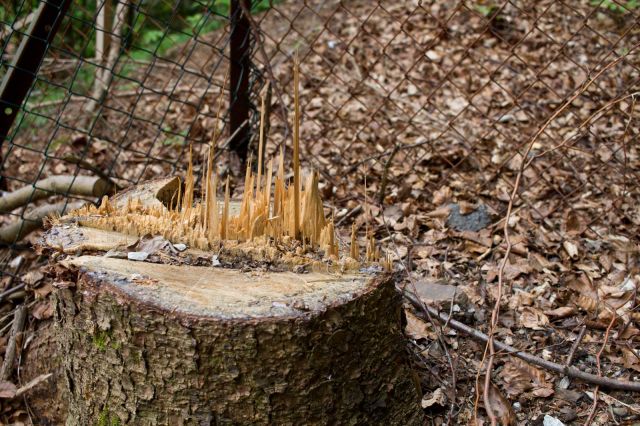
544, 306, 576, 318
33, 282, 53, 299
564, 210, 586, 236
421, 387, 447, 408
485, 378, 515, 426
502, 359, 554, 399
621, 347, 640, 372
432, 186, 451, 206
404, 310, 433, 340
484, 258, 532, 282
0, 381, 17, 399
520, 307, 549, 330
31, 300, 54, 320
21, 270, 44, 286
562, 241, 579, 260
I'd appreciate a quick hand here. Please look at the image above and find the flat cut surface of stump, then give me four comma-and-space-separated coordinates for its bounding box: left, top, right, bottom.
64, 255, 367, 319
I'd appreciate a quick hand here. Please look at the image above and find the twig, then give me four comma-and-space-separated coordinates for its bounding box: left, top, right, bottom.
403, 291, 640, 392
15, 373, 53, 398
565, 325, 587, 368
336, 205, 363, 227
213, 119, 249, 161
0, 283, 26, 303
377, 144, 399, 205
585, 312, 617, 425
0, 305, 27, 380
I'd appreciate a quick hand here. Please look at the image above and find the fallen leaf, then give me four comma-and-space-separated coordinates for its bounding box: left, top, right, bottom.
484, 378, 515, 425
31, 300, 54, 320
501, 359, 554, 398
0, 381, 17, 398
544, 306, 576, 318
564, 210, 585, 236
562, 241, 579, 260
520, 307, 549, 330
421, 387, 447, 408
404, 310, 433, 340
33, 282, 53, 299
21, 270, 44, 286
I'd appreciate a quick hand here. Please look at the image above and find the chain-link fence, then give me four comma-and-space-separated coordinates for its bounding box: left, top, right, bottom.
1, 0, 640, 422
0, 0, 270, 280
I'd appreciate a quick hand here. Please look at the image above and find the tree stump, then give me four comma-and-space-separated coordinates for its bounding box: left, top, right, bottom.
45, 240, 423, 425
36, 173, 424, 424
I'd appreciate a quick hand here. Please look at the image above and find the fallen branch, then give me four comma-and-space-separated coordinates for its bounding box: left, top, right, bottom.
0, 305, 27, 380
0, 175, 113, 213
0, 201, 87, 244
403, 290, 640, 393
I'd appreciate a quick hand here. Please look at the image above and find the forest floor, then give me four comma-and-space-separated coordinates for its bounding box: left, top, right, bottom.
2, 0, 640, 425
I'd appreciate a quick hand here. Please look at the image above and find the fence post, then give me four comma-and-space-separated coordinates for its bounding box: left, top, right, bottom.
229, 0, 252, 166
0, 0, 71, 190
0, 0, 72, 147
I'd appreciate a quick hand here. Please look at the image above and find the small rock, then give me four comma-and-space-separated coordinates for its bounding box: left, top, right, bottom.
412, 279, 467, 308
127, 252, 149, 261
173, 243, 187, 252
612, 406, 628, 416
446, 203, 491, 232
543, 415, 565, 426
211, 255, 221, 267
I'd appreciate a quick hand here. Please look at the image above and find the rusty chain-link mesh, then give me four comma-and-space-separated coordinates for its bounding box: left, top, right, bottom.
0, 0, 266, 279
248, 0, 640, 276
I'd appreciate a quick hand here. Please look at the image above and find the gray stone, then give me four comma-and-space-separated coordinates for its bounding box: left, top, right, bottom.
447, 203, 491, 232
127, 251, 149, 261
411, 279, 466, 307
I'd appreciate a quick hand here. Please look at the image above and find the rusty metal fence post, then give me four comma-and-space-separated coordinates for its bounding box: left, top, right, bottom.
0, 0, 72, 146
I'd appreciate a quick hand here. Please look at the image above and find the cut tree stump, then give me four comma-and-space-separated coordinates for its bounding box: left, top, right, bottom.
50, 254, 423, 425
35, 176, 423, 424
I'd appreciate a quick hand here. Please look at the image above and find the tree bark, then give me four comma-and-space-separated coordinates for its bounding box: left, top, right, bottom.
51, 254, 424, 425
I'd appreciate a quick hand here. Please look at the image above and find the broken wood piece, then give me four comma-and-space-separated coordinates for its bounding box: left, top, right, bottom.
109, 176, 180, 210
0, 175, 113, 213
0, 200, 87, 244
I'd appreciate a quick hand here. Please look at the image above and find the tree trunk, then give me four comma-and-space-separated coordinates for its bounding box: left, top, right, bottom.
49, 254, 423, 425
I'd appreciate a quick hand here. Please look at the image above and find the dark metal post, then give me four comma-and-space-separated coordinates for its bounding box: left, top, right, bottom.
229, 0, 251, 165
0, 0, 72, 146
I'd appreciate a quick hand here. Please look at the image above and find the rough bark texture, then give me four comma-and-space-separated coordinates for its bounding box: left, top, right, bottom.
20, 319, 68, 424
54, 264, 423, 425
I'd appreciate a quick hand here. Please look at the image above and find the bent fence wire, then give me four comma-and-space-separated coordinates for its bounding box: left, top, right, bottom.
0, 0, 639, 289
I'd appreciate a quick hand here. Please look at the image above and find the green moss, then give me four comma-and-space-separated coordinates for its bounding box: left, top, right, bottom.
97, 407, 109, 426
93, 331, 110, 351
97, 405, 121, 426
